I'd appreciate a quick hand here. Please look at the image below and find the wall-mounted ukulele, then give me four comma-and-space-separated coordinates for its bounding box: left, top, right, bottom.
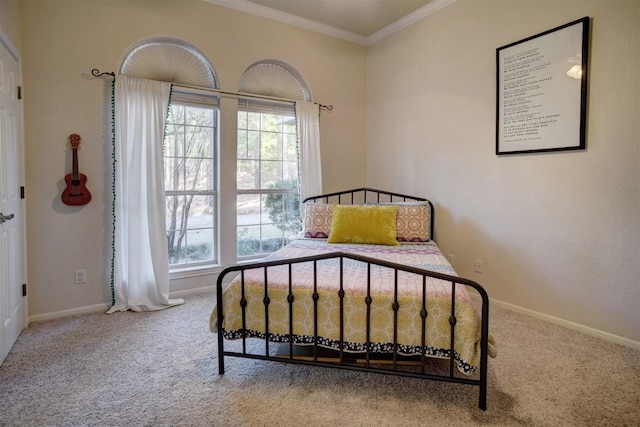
61, 133, 91, 206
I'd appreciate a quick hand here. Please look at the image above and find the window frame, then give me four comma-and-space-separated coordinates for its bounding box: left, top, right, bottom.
236, 99, 301, 261
164, 91, 220, 273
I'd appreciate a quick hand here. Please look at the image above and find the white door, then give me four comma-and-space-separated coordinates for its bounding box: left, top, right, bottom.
0, 38, 25, 366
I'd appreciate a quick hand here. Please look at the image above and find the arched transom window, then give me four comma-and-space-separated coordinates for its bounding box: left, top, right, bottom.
120, 37, 218, 89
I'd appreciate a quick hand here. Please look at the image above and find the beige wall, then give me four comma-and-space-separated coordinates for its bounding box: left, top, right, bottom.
0, 0, 21, 52
367, 0, 640, 342
20, 1, 367, 317
14, 0, 640, 345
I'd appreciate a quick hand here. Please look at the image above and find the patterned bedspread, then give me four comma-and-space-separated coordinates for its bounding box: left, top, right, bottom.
211, 239, 495, 374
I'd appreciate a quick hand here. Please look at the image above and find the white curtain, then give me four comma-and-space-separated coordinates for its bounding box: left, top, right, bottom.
108, 75, 184, 313
296, 102, 322, 200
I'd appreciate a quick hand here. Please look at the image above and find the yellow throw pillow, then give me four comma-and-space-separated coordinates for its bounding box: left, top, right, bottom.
327, 204, 399, 246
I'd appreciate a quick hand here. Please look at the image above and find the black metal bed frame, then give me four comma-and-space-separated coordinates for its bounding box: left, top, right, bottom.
216, 188, 490, 410
302, 187, 434, 239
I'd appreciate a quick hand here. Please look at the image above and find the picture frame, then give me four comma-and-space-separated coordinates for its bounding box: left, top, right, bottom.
496, 17, 590, 155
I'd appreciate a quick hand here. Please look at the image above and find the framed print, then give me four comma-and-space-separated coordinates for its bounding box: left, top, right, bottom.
496, 17, 590, 155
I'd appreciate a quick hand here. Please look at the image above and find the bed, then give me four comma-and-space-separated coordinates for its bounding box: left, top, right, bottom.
211, 188, 495, 410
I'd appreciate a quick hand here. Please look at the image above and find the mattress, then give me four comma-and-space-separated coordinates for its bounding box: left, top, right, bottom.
211, 238, 495, 374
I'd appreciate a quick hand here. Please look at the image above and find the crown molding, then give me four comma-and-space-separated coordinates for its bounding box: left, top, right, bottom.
206, 0, 456, 46
366, 0, 457, 46
206, 0, 367, 45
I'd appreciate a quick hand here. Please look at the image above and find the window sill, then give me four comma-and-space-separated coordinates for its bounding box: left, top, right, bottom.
169, 264, 224, 280
237, 257, 268, 265
169, 256, 270, 280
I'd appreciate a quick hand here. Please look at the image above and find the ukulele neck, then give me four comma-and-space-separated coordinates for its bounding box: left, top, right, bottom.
72, 147, 79, 179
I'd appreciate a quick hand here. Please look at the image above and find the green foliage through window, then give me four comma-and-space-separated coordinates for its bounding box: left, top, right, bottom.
237, 103, 300, 259
165, 103, 217, 267
264, 179, 301, 234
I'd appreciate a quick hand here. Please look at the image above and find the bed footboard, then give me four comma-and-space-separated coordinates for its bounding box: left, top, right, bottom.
215, 252, 490, 410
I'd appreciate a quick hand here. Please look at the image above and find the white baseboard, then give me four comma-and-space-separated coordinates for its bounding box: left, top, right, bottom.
29, 303, 110, 323
28, 286, 217, 324
170, 285, 215, 297
490, 297, 640, 351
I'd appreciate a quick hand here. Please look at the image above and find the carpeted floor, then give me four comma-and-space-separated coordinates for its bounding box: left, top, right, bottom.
0, 291, 638, 426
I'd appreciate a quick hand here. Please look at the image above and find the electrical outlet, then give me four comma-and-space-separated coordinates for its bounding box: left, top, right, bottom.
75, 269, 87, 284
448, 254, 455, 266
474, 260, 484, 274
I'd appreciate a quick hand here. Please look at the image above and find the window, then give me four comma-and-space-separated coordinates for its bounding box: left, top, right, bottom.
120, 43, 313, 269
120, 37, 220, 273
164, 99, 218, 268
237, 99, 300, 259
236, 60, 311, 260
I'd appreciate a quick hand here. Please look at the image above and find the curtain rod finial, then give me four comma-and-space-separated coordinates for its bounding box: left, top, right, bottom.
91, 68, 115, 78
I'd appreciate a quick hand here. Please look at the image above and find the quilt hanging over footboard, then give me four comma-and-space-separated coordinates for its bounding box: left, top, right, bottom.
211, 239, 496, 375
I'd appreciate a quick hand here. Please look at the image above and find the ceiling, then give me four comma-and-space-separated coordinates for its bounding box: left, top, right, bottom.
245, 0, 435, 36
208, 0, 454, 45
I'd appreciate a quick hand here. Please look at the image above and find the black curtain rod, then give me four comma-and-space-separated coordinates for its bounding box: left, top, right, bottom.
92, 69, 115, 78
91, 68, 333, 111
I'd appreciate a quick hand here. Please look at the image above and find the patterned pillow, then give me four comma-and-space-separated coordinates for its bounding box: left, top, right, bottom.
304, 202, 431, 242
303, 203, 333, 238
395, 205, 431, 242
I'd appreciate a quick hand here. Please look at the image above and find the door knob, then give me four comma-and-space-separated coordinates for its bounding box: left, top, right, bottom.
0, 212, 15, 223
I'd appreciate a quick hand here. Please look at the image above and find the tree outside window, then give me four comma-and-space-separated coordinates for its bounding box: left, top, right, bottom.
164, 103, 217, 267
237, 107, 300, 258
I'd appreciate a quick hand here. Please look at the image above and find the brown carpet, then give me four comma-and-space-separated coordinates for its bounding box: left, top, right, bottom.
0, 291, 638, 426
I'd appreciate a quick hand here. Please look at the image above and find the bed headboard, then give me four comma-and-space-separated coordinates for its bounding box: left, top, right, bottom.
302, 187, 435, 241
